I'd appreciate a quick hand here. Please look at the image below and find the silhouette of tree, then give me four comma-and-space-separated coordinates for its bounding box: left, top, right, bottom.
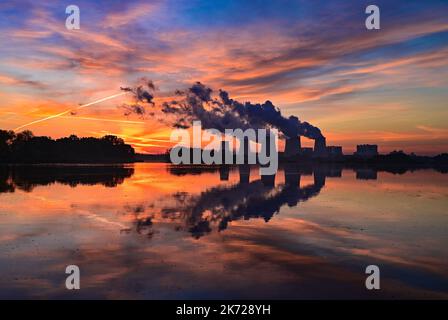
0, 129, 135, 163
0, 130, 16, 161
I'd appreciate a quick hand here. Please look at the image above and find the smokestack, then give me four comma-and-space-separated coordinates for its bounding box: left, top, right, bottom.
314, 137, 327, 156
284, 136, 301, 157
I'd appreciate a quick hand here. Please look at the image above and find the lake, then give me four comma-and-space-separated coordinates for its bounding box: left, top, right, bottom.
0, 163, 447, 299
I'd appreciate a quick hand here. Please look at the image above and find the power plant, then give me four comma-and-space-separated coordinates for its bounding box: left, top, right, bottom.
282, 135, 343, 160
172, 134, 379, 164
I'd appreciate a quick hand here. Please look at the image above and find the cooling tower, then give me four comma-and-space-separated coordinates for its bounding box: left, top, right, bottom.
314, 137, 327, 156
284, 136, 301, 157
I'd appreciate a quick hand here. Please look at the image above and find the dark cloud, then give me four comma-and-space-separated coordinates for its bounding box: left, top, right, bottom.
122, 104, 147, 117
120, 77, 156, 117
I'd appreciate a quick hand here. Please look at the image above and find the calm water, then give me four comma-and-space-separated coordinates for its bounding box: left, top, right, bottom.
0, 163, 447, 299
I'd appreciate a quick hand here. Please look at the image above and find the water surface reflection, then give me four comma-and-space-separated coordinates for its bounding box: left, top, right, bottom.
0, 163, 447, 299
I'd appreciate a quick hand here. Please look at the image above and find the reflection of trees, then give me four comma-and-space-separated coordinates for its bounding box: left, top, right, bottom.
0, 167, 14, 193
0, 165, 134, 193
135, 165, 330, 238
167, 165, 221, 176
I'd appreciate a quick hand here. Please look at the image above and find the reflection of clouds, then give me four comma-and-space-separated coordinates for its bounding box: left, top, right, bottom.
83, 210, 128, 230
1, 164, 448, 298
2, 214, 447, 299
255, 216, 448, 280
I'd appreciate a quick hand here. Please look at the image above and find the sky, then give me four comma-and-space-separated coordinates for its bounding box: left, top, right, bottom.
0, 0, 447, 154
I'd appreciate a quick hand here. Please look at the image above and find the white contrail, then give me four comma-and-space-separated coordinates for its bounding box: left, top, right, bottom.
59, 115, 145, 125
14, 92, 127, 131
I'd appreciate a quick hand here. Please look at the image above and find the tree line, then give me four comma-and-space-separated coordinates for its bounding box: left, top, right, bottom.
0, 129, 135, 163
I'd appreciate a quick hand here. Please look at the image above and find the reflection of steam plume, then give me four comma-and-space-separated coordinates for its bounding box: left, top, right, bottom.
139, 166, 327, 238
122, 81, 324, 141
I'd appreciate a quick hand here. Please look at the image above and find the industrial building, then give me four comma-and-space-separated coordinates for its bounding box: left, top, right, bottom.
326, 146, 343, 157
282, 136, 344, 160
354, 144, 378, 158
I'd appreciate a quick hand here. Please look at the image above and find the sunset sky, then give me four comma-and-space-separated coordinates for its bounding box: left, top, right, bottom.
0, 0, 447, 154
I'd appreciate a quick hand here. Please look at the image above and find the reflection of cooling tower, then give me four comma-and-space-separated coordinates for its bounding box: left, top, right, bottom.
284, 165, 301, 187
261, 174, 275, 187
239, 165, 250, 184
242, 136, 250, 164
284, 136, 301, 157
314, 137, 327, 156
219, 166, 230, 181
313, 168, 326, 187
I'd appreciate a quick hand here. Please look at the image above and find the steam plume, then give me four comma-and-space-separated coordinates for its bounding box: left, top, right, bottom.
122, 80, 324, 140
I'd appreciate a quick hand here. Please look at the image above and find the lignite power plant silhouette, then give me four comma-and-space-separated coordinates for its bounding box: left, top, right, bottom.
284, 136, 378, 159
221, 134, 378, 161
284, 136, 339, 158
123, 81, 380, 161
284, 136, 338, 159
